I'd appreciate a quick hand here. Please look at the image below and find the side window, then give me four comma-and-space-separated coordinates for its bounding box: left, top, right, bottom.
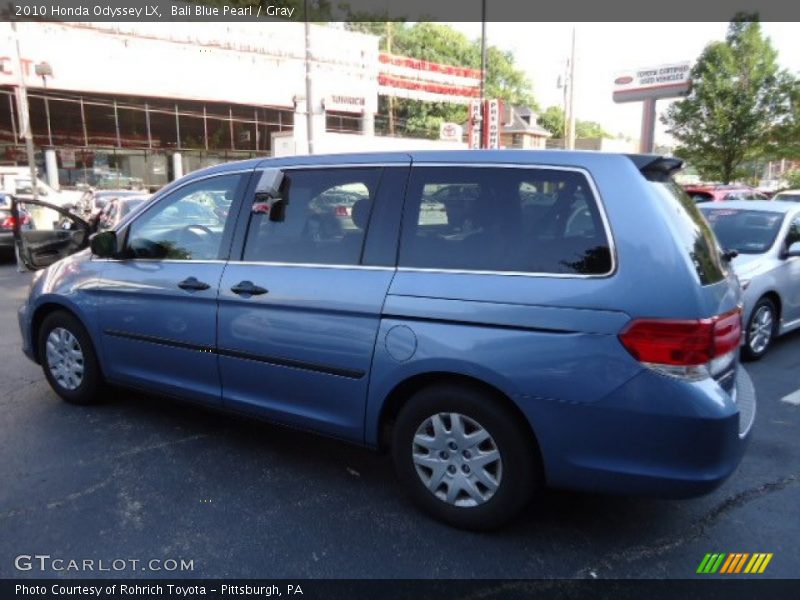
242, 168, 382, 265
126, 173, 242, 260
399, 167, 612, 275
787, 217, 800, 247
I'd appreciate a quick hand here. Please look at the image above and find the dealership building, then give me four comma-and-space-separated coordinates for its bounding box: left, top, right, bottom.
0, 21, 388, 189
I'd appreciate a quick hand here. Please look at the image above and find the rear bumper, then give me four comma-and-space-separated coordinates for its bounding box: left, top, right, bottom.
525, 366, 755, 498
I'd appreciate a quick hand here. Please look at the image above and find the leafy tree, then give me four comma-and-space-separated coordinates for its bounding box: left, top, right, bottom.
537, 105, 612, 139
576, 120, 611, 139
346, 22, 537, 138
662, 17, 795, 183
769, 80, 800, 159
538, 106, 565, 138
784, 169, 800, 189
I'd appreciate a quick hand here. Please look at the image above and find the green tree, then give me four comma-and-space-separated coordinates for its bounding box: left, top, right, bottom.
537, 105, 612, 140
784, 169, 800, 189
662, 17, 795, 183
769, 80, 800, 159
576, 120, 611, 139
538, 106, 565, 138
346, 22, 537, 138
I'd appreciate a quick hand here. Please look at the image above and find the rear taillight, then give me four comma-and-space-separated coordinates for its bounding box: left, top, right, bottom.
1, 215, 29, 229
334, 205, 349, 217
619, 308, 742, 381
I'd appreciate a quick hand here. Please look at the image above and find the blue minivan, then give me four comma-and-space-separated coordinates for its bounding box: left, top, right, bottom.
16, 151, 755, 529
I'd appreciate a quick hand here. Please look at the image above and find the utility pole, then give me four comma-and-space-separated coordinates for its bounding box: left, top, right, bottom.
387, 22, 394, 136
303, 0, 314, 154
10, 20, 38, 202
479, 0, 487, 148
567, 27, 576, 150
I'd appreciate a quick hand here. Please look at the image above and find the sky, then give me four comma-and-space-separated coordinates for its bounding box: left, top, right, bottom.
447, 22, 800, 146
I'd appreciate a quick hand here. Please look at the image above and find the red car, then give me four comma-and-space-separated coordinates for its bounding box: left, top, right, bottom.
683, 184, 768, 203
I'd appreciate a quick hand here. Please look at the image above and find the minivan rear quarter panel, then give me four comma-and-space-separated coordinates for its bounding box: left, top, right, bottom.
366, 151, 744, 495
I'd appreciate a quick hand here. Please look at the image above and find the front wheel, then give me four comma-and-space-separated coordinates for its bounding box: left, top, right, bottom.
742, 297, 777, 361
38, 311, 104, 405
392, 384, 540, 530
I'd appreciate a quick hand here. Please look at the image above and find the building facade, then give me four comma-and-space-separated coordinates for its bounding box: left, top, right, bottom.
0, 21, 379, 189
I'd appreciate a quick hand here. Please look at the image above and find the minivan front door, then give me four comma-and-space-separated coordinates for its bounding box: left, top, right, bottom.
96, 171, 250, 405
217, 165, 408, 441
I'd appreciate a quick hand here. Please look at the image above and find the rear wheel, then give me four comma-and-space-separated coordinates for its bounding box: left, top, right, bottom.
392, 384, 540, 530
38, 311, 104, 405
743, 297, 777, 361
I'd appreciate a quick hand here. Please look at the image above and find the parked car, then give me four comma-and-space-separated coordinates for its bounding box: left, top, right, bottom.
0, 202, 33, 254
684, 184, 768, 203
81, 189, 148, 215
0, 167, 84, 212
773, 189, 800, 202
93, 195, 150, 232
700, 201, 800, 359
16, 151, 755, 530
94, 174, 145, 191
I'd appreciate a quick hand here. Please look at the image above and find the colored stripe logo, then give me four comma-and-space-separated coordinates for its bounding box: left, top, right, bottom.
697, 553, 773, 574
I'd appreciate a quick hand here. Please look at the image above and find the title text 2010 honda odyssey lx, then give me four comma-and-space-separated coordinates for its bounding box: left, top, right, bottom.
17, 151, 755, 529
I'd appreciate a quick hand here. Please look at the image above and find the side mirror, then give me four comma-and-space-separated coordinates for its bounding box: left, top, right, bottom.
90, 230, 118, 258
783, 241, 800, 258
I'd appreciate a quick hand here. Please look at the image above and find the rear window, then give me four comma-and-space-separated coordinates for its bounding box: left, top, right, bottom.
399, 167, 612, 275
700, 208, 784, 255
688, 191, 713, 203
775, 193, 800, 202
648, 180, 726, 285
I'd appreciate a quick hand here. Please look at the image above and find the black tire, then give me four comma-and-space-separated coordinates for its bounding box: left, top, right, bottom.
742, 297, 777, 361
392, 384, 541, 530
38, 311, 104, 405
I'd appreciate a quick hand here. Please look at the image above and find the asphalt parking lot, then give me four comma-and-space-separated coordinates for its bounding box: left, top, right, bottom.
0, 258, 798, 580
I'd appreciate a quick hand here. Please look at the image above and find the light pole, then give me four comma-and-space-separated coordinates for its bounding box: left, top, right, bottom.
10, 20, 38, 203
479, 0, 487, 149
35, 61, 59, 190
303, 0, 315, 155
567, 27, 576, 150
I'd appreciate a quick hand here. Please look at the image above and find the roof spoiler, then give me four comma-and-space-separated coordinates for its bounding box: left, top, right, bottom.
626, 155, 683, 182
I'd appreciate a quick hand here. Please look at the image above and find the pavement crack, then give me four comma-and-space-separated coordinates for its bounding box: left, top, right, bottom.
573, 473, 800, 578
80, 433, 210, 466
45, 474, 115, 510
0, 472, 116, 521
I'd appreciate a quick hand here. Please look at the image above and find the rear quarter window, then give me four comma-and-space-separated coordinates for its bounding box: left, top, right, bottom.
648, 180, 727, 285
399, 166, 613, 276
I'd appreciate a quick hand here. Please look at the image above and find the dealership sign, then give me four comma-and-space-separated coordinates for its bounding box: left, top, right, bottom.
439, 122, 463, 142
324, 95, 367, 114
467, 100, 482, 149
466, 99, 503, 149
613, 61, 692, 103
484, 99, 501, 149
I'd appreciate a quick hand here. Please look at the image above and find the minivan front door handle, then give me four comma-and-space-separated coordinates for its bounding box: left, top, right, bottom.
231, 281, 268, 296
178, 277, 211, 291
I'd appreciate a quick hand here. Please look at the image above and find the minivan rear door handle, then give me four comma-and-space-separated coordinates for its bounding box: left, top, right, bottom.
178, 277, 211, 291
231, 281, 268, 296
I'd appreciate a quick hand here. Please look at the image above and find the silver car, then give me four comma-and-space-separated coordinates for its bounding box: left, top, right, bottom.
701, 201, 800, 359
